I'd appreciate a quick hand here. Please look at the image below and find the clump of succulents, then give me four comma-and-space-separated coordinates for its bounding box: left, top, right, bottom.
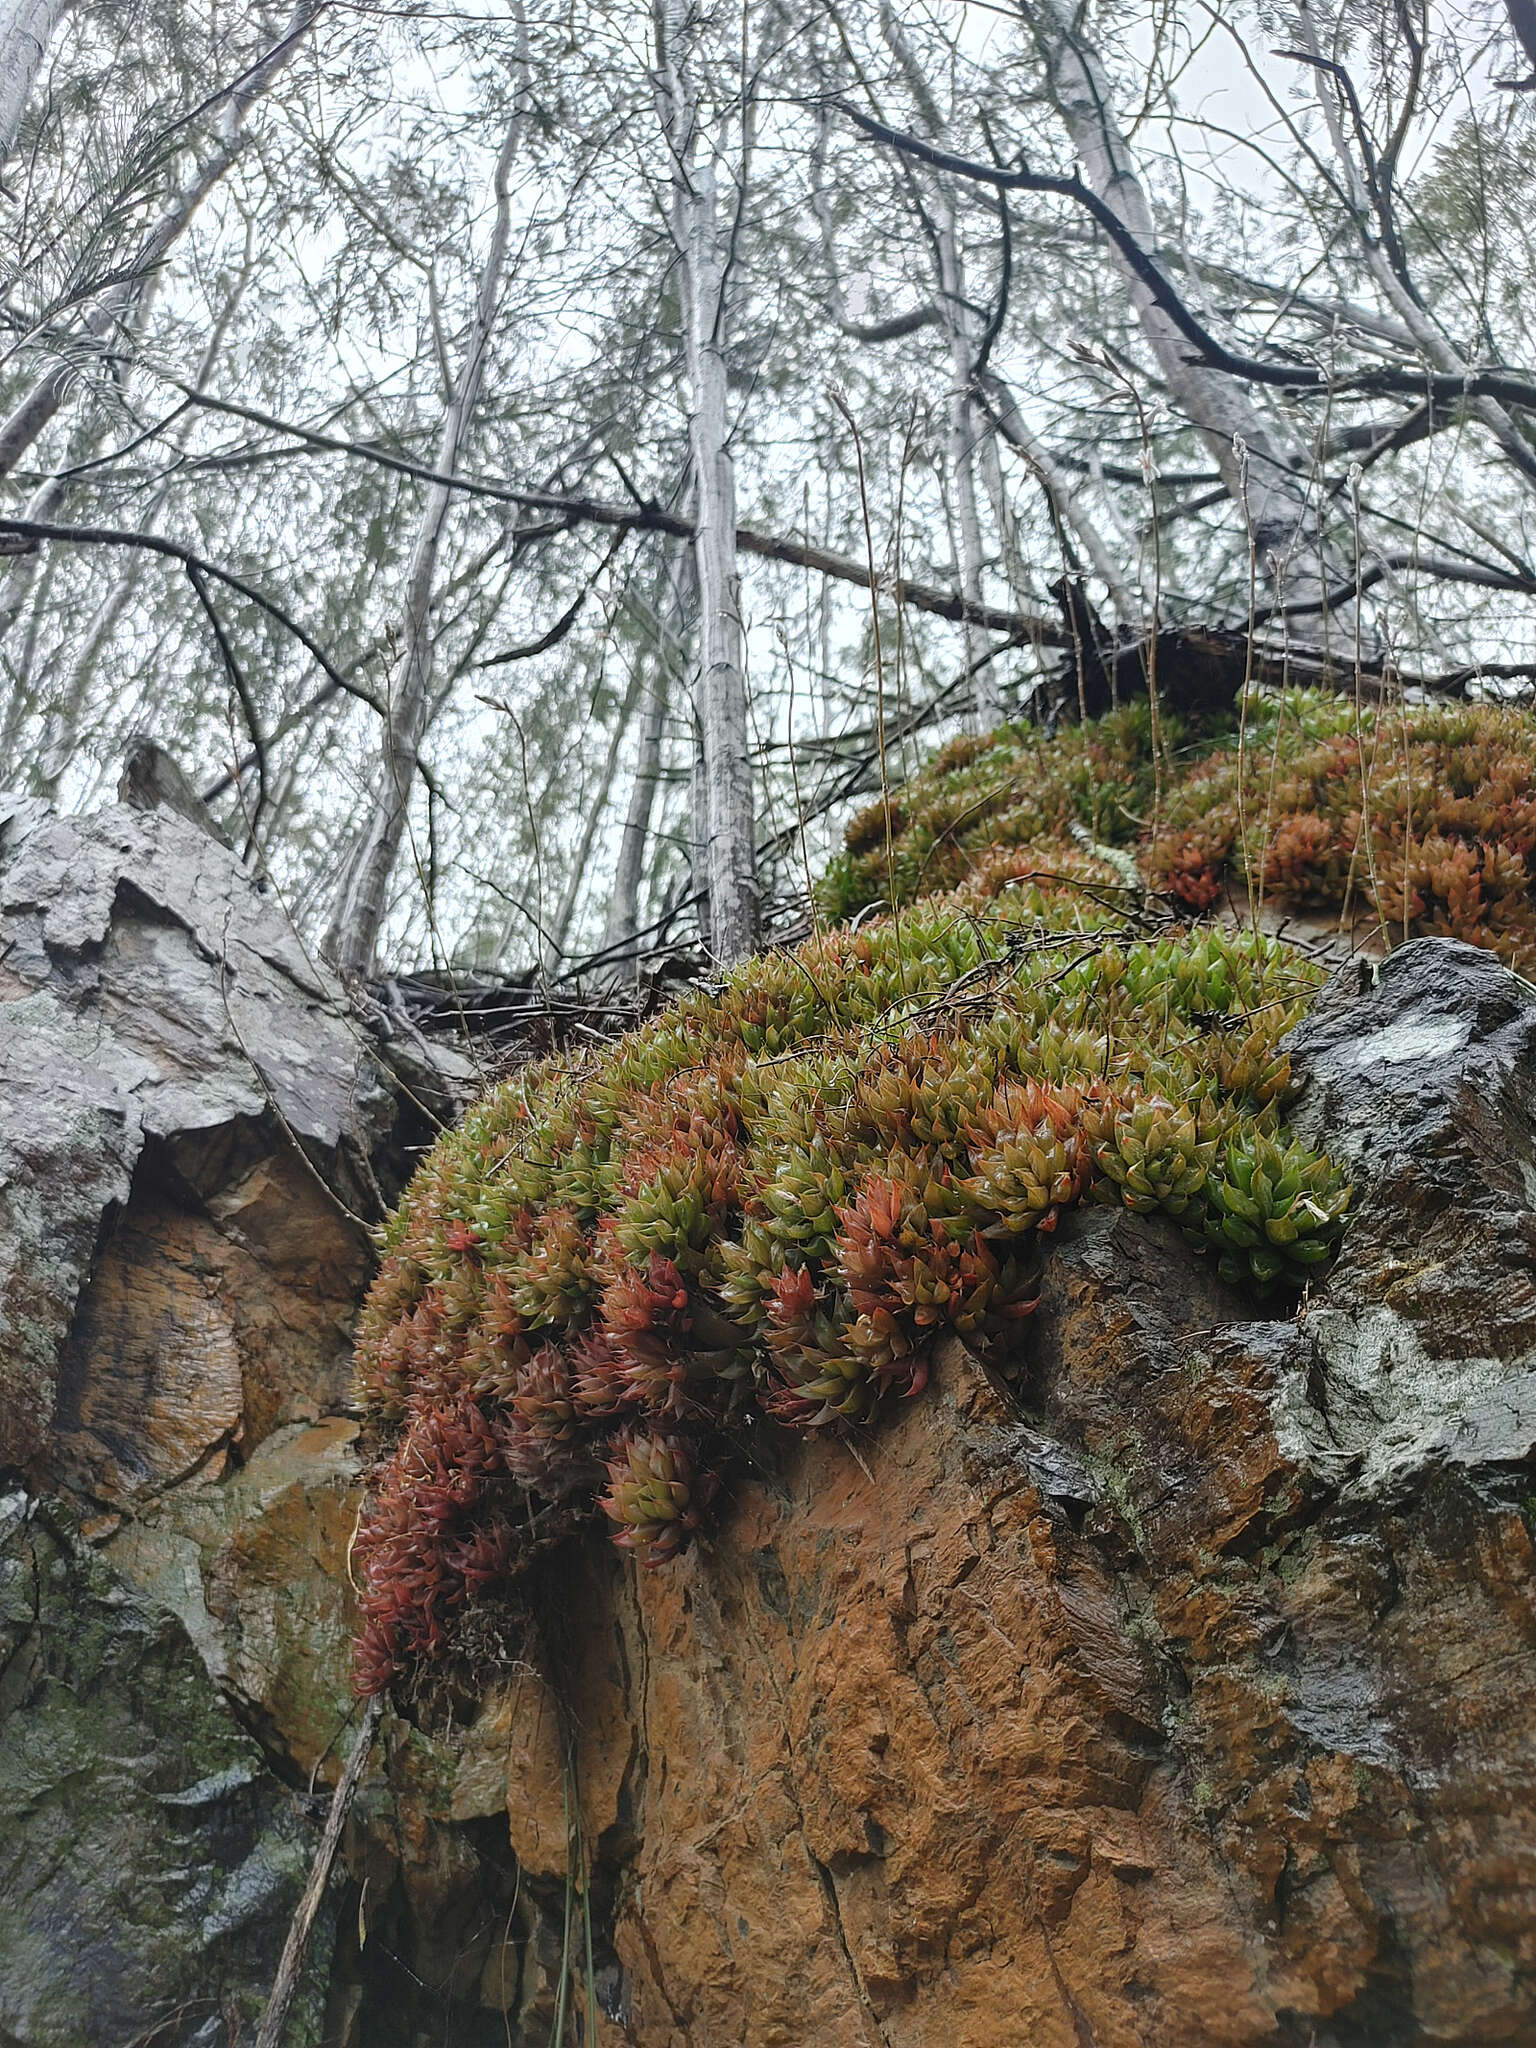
1191, 1130, 1352, 1292
1094, 1097, 1226, 1218
820, 693, 1536, 978
1141, 697, 1536, 972
349, 708, 1416, 1695
815, 702, 1177, 922
600, 1432, 717, 1568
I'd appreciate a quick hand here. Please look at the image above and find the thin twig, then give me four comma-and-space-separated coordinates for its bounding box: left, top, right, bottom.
254, 1694, 382, 2048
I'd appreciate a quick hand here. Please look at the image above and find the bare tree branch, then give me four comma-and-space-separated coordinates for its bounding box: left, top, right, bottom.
0, 513, 376, 714
134, 377, 1068, 641
842, 103, 1536, 413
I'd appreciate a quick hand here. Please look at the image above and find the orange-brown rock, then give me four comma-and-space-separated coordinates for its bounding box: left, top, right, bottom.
8, 778, 1536, 2048
486, 941, 1536, 2048
105, 1416, 365, 1783
51, 1154, 369, 1505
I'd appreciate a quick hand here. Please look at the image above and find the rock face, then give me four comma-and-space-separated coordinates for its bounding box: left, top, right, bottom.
0, 1489, 330, 2048
0, 801, 410, 1494
0, 800, 493, 2047
500, 939, 1536, 2048
6, 785, 1536, 2048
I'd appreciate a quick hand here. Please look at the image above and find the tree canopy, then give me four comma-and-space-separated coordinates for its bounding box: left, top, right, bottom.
3, 0, 1535, 972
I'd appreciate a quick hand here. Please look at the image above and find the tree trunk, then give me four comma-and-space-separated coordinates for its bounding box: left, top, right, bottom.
654, 0, 757, 966
688, 704, 710, 951
0, 544, 55, 768
322, 99, 525, 977
3, 246, 253, 795
31, 554, 150, 798
602, 667, 667, 961
0, 0, 68, 169
1023, 0, 1336, 611
1293, 0, 1536, 497
980, 369, 1139, 625
937, 214, 1001, 728
540, 656, 644, 973
604, 548, 687, 959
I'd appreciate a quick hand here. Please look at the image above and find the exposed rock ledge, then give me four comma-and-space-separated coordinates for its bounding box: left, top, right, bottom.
0, 801, 483, 2046
3, 795, 1535, 2046
485, 939, 1536, 2048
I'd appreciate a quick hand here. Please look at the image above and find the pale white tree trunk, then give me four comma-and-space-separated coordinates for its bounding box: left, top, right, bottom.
688, 711, 710, 949
322, 99, 525, 976
0, 0, 320, 480
31, 553, 148, 798
877, 4, 1014, 725
604, 546, 687, 957
539, 658, 645, 973
0, 231, 179, 649
0, 545, 54, 766
0, 0, 68, 170
602, 666, 668, 958
654, 0, 757, 965
937, 213, 1001, 727
1293, 0, 1536, 496
0, 467, 65, 641
1024, 0, 1335, 610
0, 236, 251, 804
976, 423, 1029, 614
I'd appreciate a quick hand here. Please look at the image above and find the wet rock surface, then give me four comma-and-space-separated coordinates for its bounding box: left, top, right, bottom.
0, 1490, 329, 2048
0, 801, 435, 1492
0, 802, 488, 2046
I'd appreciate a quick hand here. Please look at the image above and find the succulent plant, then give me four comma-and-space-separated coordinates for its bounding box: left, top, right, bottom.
1095, 1096, 1223, 1220
510, 1206, 600, 1329
567, 1326, 633, 1419
510, 1343, 581, 1444
962, 1079, 1092, 1237
351, 1388, 515, 1690
1190, 1130, 1351, 1291
836, 1156, 977, 1325
599, 1431, 717, 1567
344, 692, 1501, 1693
759, 1264, 881, 1426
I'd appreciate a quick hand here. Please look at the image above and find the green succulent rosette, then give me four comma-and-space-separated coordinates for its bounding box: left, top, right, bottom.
1190, 1130, 1350, 1292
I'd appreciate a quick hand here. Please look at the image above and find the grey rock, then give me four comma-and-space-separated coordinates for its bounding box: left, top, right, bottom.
0, 802, 489, 2048
1280, 937, 1536, 1493
0, 1499, 332, 2048
0, 994, 143, 1474
0, 802, 467, 1481
119, 734, 236, 849
1007, 1423, 1101, 1507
